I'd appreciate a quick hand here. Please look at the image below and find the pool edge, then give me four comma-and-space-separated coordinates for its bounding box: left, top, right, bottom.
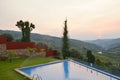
70, 59, 120, 80
15, 59, 120, 80
14, 60, 63, 80
15, 68, 34, 80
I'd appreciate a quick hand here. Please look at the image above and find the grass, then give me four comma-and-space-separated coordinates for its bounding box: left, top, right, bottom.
0, 57, 57, 80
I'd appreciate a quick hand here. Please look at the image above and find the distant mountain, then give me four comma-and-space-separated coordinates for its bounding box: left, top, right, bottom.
85, 39, 120, 50
85, 38, 120, 57
0, 30, 103, 53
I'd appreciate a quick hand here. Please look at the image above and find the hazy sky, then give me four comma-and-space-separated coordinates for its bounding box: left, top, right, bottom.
0, 0, 120, 40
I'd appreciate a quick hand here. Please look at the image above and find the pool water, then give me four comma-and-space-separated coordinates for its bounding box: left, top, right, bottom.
19, 60, 120, 80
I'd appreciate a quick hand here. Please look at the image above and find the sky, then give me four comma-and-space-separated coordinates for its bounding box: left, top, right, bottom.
0, 0, 120, 40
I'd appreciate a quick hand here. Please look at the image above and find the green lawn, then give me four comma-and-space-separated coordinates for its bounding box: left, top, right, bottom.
0, 57, 57, 80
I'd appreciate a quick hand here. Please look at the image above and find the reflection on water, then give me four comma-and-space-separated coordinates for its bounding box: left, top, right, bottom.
63, 61, 69, 80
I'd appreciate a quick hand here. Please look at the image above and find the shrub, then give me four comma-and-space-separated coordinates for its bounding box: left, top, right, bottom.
86, 50, 95, 64
69, 49, 83, 60
95, 59, 104, 66
8, 50, 14, 62
0, 55, 8, 61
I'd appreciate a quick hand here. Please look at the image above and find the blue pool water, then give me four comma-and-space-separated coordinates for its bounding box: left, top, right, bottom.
19, 60, 120, 80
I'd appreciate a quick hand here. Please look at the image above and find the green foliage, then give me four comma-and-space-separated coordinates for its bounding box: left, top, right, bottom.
27, 48, 36, 56
104, 62, 112, 67
94, 54, 120, 71
86, 50, 95, 63
15, 38, 21, 42
53, 51, 61, 59
107, 46, 120, 57
95, 59, 104, 66
16, 20, 35, 42
62, 19, 70, 59
94, 54, 117, 63
8, 50, 14, 62
15, 20, 25, 41
1, 33, 14, 41
69, 48, 83, 60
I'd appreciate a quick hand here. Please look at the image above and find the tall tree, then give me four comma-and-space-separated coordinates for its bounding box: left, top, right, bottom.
16, 20, 35, 42
86, 50, 95, 64
16, 20, 25, 41
62, 19, 69, 59
24, 21, 30, 42
25, 21, 35, 42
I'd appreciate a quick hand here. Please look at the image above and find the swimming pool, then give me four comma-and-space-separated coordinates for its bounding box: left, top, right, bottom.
16, 60, 120, 80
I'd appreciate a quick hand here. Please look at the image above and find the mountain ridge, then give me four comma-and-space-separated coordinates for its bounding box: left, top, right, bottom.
0, 30, 103, 53
85, 38, 120, 50
85, 38, 120, 56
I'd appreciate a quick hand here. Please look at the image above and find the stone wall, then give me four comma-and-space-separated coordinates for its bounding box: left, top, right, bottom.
7, 49, 46, 58
0, 44, 7, 56
0, 44, 7, 60
0, 44, 46, 59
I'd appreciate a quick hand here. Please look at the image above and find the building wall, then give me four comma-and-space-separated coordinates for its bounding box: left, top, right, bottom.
46, 50, 57, 57
0, 35, 36, 50
6, 42, 35, 50
0, 35, 57, 57
0, 36, 6, 43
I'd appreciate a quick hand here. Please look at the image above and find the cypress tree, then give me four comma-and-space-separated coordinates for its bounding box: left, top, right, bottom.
62, 19, 69, 59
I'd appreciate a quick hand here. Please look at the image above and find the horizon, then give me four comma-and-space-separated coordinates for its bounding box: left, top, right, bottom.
0, 0, 120, 40
0, 29, 119, 41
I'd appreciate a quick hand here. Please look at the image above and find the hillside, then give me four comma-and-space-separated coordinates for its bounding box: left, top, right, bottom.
106, 46, 120, 57
0, 30, 103, 53
86, 39, 120, 50
85, 38, 120, 56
